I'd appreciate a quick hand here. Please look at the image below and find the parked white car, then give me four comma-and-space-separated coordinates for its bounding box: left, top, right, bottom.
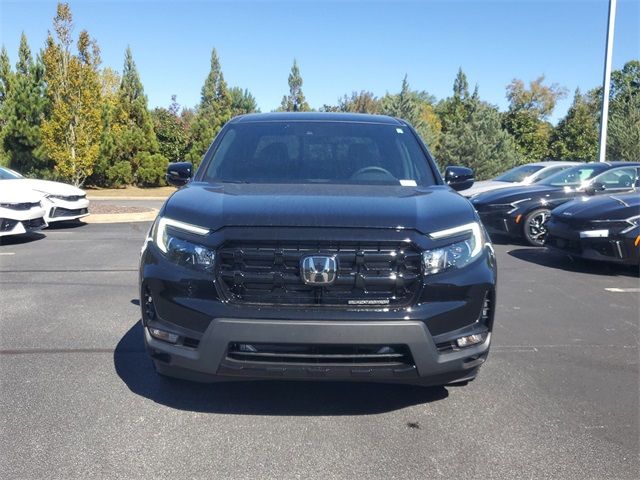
462, 161, 580, 198
0, 167, 90, 224
0, 183, 47, 237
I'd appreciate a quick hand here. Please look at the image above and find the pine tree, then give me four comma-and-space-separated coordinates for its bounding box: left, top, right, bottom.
185, 48, 232, 166
607, 60, 640, 161
279, 59, 310, 112
0, 46, 12, 166
1, 33, 49, 176
436, 77, 518, 179
41, 4, 102, 186
549, 88, 599, 161
109, 46, 161, 185
229, 87, 259, 116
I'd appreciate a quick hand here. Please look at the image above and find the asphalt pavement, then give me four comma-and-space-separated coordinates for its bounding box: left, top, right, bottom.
0, 218, 638, 479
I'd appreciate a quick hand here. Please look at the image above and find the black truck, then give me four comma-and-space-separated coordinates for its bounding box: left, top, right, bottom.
139, 113, 497, 387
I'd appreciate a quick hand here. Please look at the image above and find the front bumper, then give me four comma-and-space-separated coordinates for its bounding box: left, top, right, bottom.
0, 207, 47, 237
546, 222, 640, 265
477, 211, 520, 238
43, 198, 90, 223
144, 318, 490, 385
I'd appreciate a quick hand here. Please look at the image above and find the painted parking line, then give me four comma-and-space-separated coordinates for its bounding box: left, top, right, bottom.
0, 252, 16, 256
605, 287, 640, 293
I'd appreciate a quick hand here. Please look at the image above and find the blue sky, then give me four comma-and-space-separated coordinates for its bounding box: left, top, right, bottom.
1, 0, 638, 123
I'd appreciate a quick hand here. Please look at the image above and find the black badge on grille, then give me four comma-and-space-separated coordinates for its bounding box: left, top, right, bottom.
300, 255, 338, 285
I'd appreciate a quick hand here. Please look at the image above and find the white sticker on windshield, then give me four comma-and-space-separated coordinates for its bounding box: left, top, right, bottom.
396, 128, 404, 134
400, 179, 417, 187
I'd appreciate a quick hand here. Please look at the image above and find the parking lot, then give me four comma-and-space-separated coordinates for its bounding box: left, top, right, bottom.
0, 216, 638, 479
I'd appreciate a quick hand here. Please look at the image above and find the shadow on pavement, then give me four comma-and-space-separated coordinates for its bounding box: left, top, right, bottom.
508, 247, 639, 278
0, 232, 46, 245
47, 220, 87, 229
114, 321, 449, 415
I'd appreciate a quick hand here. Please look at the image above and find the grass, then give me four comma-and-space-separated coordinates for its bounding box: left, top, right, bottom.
85, 186, 176, 198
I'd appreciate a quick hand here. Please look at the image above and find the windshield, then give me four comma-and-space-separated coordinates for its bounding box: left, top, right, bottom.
201, 121, 437, 186
494, 165, 544, 183
539, 164, 608, 187
0, 167, 23, 179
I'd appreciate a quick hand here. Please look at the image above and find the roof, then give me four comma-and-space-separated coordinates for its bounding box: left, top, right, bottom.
229, 112, 406, 125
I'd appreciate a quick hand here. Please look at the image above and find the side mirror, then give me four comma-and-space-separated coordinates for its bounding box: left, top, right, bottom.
166, 162, 192, 187
444, 166, 474, 191
584, 181, 605, 196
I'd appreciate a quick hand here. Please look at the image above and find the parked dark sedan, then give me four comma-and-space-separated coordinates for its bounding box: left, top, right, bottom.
471, 162, 640, 246
545, 192, 640, 266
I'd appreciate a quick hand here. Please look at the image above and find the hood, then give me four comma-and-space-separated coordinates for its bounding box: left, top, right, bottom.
462, 180, 512, 198
163, 183, 478, 235
471, 184, 559, 205
0, 181, 45, 203
552, 193, 640, 221
3, 178, 85, 197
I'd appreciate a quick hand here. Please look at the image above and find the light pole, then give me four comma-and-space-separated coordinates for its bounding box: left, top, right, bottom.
597, 0, 617, 162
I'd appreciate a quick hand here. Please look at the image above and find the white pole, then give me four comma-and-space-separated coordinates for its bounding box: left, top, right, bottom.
598, 0, 617, 162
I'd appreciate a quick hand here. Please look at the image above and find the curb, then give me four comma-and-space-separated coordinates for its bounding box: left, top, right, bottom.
84, 209, 159, 224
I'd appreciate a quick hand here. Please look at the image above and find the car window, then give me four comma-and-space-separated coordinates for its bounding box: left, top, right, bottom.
531, 166, 569, 182
0, 167, 23, 179
540, 164, 607, 187
591, 166, 639, 191
201, 121, 437, 186
494, 165, 544, 182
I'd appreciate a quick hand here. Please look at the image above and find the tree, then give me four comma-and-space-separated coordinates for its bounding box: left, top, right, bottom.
152, 95, 190, 162
279, 59, 310, 112
108, 46, 160, 185
337, 90, 380, 114
549, 88, 599, 161
185, 48, 232, 166
606, 60, 640, 161
41, 4, 103, 186
503, 75, 566, 163
381, 75, 419, 124
229, 86, 259, 116
0, 46, 13, 166
1, 33, 49, 176
436, 72, 518, 179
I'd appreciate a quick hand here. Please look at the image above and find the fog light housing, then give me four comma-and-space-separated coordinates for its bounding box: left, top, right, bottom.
456, 333, 485, 348
148, 327, 179, 344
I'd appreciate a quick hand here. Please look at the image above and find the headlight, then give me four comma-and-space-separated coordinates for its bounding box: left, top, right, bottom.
154, 217, 215, 272
423, 222, 485, 275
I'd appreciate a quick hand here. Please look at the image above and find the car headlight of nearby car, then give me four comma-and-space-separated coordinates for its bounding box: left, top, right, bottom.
153, 216, 215, 272
621, 215, 640, 234
507, 198, 531, 214
423, 222, 485, 275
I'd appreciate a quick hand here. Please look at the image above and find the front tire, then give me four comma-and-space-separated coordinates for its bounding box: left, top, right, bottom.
523, 208, 551, 246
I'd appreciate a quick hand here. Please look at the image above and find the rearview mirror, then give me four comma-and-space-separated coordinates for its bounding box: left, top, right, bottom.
444, 166, 474, 191
166, 162, 192, 187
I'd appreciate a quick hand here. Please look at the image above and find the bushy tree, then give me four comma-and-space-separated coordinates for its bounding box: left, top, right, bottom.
503, 75, 566, 163
0, 46, 11, 166
337, 90, 380, 114
1, 34, 49, 175
436, 71, 518, 179
150, 95, 191, 163
186, 48, 232, 167
41, 4, 102, 186
549, 88, 599, 161
279, 59, 310, 112
229, 87, 259, 117
110, 46, 159, 184
607, 60, 640, 161
135, 151, 168, 186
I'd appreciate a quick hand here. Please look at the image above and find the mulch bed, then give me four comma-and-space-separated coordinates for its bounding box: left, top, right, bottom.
89, 204, 152, 214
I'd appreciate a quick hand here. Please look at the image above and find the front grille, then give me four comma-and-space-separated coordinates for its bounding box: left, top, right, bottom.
216, 241, 422, 307
0, 201, 40, 211
24, 217, 45, 230
226, 343, 414, 367
51, 207, 88, 218
0, 218, 18, 232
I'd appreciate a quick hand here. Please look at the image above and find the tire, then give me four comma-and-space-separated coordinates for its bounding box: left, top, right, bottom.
523, 208, 551, 246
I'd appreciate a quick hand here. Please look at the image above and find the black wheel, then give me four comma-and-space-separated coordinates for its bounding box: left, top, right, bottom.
523, 208, 551, 246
